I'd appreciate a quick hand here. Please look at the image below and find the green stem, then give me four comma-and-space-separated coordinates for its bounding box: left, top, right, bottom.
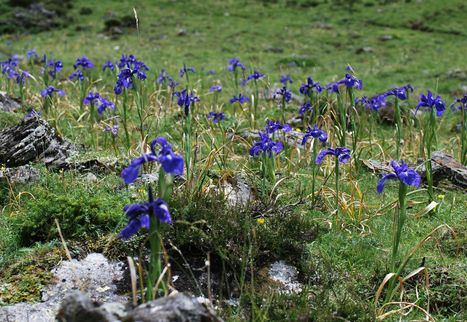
335, 158, 340, 224
337, 94, 346, 146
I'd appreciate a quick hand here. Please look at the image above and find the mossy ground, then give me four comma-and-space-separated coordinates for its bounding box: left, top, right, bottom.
0, 0, 466, 321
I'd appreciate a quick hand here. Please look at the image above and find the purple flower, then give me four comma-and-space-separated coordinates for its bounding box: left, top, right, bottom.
157, 69, 168, 85
73, 56, 94, 70
452, 94, 467, 111
45, 59, 63, 79
280, 75, 293, 85
179, 65, 196, 78
246, 70, 265, 82
24, 109, 41, 120
302, 125, 328, 145
376, 160, 421, 193
315, 147, 351, 165
97, 97, 115, 114
249, 131, 284, 157
1, 56, 20, 77
228, 58, 246, 72
209, 85, 223, 93
40, 86, 65, 97
83, 91, 101, 105
384, 84, 414, 101
104, 124, 119, 137
102, 60, 115, 71
16, 70, 30, 85
355, 95, 387, 111
207, 69, 216, 75
326, 74, 362, 94
114, 54, 149, 94
299, 77, 323, 96
69, 70, 84, 81
299, 102, 312, 115
118, 187, 172, 240
121, 137, 184, 184
173, 89, 200, 116
207, 111, 225, 123
230, 93, 250, 105
27, 49, 38, 60
274, 86, 292, 103
264, 120, 291, 134
416, 91, 445, 117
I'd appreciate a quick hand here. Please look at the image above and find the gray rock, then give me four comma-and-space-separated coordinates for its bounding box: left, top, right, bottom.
127, 292, 223, 322
85, 172, 98, 182
0, 164, 40, 183
221, 173, 254, 208
0, 91, 21, 112
0, 253, 128, 322
268, 261, 303, 294
56, 291, 127, 322
0, 116, 78, 168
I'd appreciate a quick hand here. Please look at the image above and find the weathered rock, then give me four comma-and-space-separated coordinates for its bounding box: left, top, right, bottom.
267, 261, 303, 294
0, 253, 128, 322
0, 116, 78, 168
56, 291, 127, 322
0, 164, 40, 183
0, 92, 21, 112
221, 173, 254, 208
126, 292, 223, 322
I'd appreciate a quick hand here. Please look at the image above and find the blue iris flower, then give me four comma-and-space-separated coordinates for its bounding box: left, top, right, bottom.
416, 91, 446, 117
73, 56, 94, 70
384, 84, 414, 100
326, 74, 362, 94
102, 60, 115, 71
45, 59, 63, 79
27, 49, 38, 60
230, 93, 250, 104
121, 137, 184, 184
355, 95, 387, 111
376, 160, 421, 193
119, 187, 172, 240
301, 125, 328, 145
228, 58, 246, 72
173, 89, 200, 116
280, 75, 293, 85
315, 147, 351, 165
299, 102, 312, 115
97, 97, 115, 114
207, 111, 225, 123
209, 85, 223, 93
83, 91, 101, 105
69, 70, 84, 81
246, 70, 265, 82
249, 132, 284, 157
114, 54, 149, 95
299, 77, 323, 96
264, 120, 291, 134
16, 70, 30, 85
179, 65, 196, 78
40, 86, 65, 97
452, 94, 467, 111
274, 86, 292, 103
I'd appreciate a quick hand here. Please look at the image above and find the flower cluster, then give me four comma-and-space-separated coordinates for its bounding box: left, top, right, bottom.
452, 94, 467, 111
299, 77, 322, 96
280, 75, 293, 85
315, 147, 350, 164
416, 91, 446, 117
326, 74, 362, 93
264, 120, 291, 134
118, 187, 172, 240
249, 131, 284, 157
301, 125, 328, 145
1, 56, 20, 79
114, 54, 149, 95
45, 58, 63, 80
246, 70, 265, 83
102, 60, 115, 72
299, 102, 312, 115
121, 137, 184, 184
274, 86, 292, 103
179, 65, 196, 78
40, 86, 65, 97
356, 84, 413, 111
230, 93, 250, 105
73, 56, 94, 70
69, 70, 84, 81
83, 92, 115, 114
209, 85, 222, 93
173, 89, 200, 115
207, 111, 225, 123
228, 58, 246, 72
376, 160, 421, 193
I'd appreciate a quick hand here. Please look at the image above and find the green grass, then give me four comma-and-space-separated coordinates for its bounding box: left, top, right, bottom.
0, 0, 466, 320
